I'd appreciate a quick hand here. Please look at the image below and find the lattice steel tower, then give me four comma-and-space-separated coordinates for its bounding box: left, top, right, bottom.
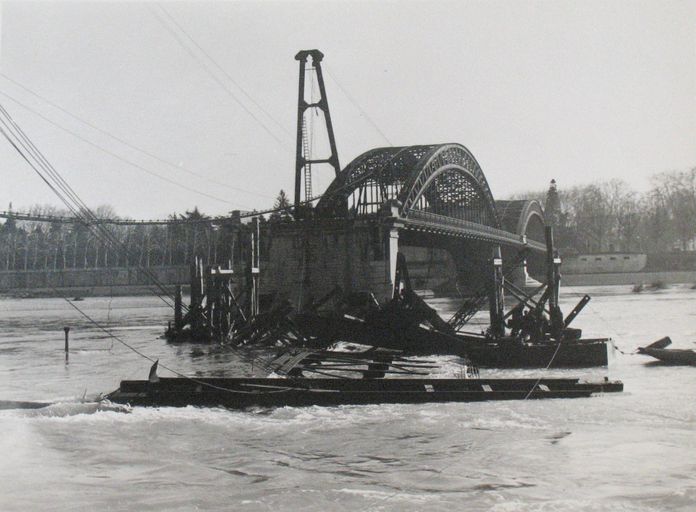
294, 49, 340, 215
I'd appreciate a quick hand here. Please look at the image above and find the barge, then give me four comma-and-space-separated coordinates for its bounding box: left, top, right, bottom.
106, 353, 622, 409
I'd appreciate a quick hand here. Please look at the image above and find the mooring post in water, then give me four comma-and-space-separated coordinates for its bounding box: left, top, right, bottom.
63, 326, 70, 362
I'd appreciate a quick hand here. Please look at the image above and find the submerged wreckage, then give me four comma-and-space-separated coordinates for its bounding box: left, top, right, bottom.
114, 233, 624, 409
164, 225, 609, 369
159, 50, 611, 373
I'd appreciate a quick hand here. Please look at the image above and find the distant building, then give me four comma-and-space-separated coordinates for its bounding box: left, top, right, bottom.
562, 253, 647, 274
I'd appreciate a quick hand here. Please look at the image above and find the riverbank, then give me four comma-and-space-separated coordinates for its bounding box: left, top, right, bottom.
2, 270, 695, 298
0, 265, 189, 298
562, 270, 696, 287
0, 284, 188, 299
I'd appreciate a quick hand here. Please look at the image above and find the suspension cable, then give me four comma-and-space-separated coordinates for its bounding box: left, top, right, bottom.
58, 290, 280, 393
156, 5, 293, 141
0, 89, 251, 208
148, 5, 290, 149
0, 104, 179, 309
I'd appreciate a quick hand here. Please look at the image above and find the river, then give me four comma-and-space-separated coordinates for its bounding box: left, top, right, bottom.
0, 285, 695, 511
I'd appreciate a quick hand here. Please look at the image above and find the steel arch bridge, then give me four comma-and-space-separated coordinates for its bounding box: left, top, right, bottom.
496, 199, 546, 242
316, 143, 546, 251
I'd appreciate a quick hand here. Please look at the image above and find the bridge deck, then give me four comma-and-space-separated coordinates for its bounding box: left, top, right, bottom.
405, 211, 546, 251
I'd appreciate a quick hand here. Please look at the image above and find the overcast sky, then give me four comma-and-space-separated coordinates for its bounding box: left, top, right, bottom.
0, 0, 694, 219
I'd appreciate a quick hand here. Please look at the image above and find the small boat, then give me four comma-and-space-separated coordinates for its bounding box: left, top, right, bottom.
638, 337, 696, 366
105, 353, 623, 409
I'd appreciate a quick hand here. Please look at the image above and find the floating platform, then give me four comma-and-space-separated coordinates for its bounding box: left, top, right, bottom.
106, 377, 623, 409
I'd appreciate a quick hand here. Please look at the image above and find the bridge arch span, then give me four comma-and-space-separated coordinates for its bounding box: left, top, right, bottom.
496, 199, 547, 280
520, 201, 546, 242
495, 199, 546, 242
398, 144, 499, 228
316, 143, 500, 228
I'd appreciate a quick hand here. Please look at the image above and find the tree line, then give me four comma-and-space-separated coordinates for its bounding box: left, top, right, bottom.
0, 206, 212, 272
512, 167, 696, 254
2, 171, 694, 273
0, 190, 293, 272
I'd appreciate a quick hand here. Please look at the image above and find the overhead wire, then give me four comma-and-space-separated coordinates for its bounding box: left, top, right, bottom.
0, 34, 408, 380
0, 88, 255, 209
0, 103, 288, 377
58, 288, 277, 390
325, 66, 393, 146
0, 103, 179, 309
0, 106, 91, 224
0, 103, 112, 240
0, 138, 175, 311
156, 5, 293, 140
148, 5, 290, 149
0, 72, 276, 201
3, 29, 393, 220
0, 187, 327, 228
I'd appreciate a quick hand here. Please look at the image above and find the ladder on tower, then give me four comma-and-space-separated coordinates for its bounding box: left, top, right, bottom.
302, 116, 312, 201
